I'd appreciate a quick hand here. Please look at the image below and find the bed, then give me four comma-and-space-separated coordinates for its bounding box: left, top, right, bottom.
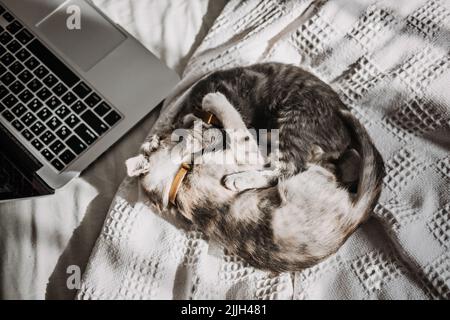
0, 0, 227, 300
77, 0, 450, 300
1, 0, 449, 300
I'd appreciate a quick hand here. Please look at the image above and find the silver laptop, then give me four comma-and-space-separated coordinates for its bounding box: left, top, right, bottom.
0, 0, 179, 201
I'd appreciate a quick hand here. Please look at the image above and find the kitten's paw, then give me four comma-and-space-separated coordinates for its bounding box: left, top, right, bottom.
202, 92, 228, 114
223, 172, 262, 192
140, 135, 160, 155
182, 113, 201, 127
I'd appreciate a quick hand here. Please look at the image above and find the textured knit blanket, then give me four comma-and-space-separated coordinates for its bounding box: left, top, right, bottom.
77, 0, 450, 299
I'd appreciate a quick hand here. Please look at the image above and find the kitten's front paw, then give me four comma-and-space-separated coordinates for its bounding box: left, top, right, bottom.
222, 172, 256, 192
202, 92, 228, 114
140, 135, 160, 155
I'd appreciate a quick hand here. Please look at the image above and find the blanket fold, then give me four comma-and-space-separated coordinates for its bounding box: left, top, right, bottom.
77, 0, 450, 299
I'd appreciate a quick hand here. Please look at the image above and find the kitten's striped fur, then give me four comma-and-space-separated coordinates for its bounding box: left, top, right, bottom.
127, 63, 384, 272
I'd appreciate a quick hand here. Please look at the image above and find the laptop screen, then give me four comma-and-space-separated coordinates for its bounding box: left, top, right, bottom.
0, 124, 54, 201
0, 151, 39, 200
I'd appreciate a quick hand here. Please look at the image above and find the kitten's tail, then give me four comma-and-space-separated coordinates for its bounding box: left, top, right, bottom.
338, 109, 384, 229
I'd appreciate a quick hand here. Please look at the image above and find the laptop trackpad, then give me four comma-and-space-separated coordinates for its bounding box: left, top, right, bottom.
37, 0, 126, 71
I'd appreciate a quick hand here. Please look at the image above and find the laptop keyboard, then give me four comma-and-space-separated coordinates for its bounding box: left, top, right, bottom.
0, 5, 123, 172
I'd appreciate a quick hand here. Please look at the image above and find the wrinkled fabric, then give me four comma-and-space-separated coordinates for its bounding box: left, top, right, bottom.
78, 0, 449, 300
0, 0, 223, 300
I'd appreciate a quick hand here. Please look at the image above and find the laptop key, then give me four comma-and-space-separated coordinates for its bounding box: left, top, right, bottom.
47, 116, 62, 131
51, 159, 64, 171
37, 107, 51, 121
24, 57, 38, 70
55, 105, 70, 119
27, 39, 80, 87
71, 101, 87, 114
104, 110, 122, 126
64, 114, 80, 128
0, 84, 8, 98
11, 119, 24, 131
61, 92, 77, 105
49, 140, 65, 155
18, 89, 33, 103
94, 101, 111, 117
52, 82, 67, 96
0, 32, 13, 45
2, 94, 18, 108
21, 112, 36, 126
43, 74, 58, 87
16, 48, 31, 62
47, 96, 61, 110
6, 40, 21, 53
27, 98, 42, 112
11, 103, 25, 116
30, 121, 45, 135
0, 52, 14, 65
36, 87, 51, 100
74, 123, 97, 145
1, 109, 13, 121
41, 148, 54, 161
85, 93, 101, 108
34, 65, 49, 79
2, 12, 14, 23
73, 82, 91, 99
66, 135, 87, 155
27, 78, 43, 92
31, 138, 44, 151
81, 110, 108, 135
6, 20, 22, 34
40, 130, 55, 145
56, 125, 70, 140
1, 71, 15, 85
15, 29, 33, 45
59, 149, 76, 165
9, 80, 24, 94
9, 61, 24, 75
18, 70, 33, 83
21, 128, 33, 140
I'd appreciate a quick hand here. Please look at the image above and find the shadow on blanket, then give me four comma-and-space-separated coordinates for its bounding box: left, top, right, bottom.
45, 106, 162, 299
45, 175, 110, 300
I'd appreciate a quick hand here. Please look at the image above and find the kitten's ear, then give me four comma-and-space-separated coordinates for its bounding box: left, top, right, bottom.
125, 154, 150, 177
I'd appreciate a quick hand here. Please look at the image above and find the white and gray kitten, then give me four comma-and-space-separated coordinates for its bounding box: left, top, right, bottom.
126, 92, 382, 272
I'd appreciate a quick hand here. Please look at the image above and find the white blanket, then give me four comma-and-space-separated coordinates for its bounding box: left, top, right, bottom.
77, 0, 450, 300
0, 0, 225, 300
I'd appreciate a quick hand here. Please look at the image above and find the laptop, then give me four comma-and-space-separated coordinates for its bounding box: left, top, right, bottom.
0, 0, 179, 201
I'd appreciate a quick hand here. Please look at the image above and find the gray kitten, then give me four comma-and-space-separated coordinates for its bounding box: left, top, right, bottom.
127, 87, 383, 271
